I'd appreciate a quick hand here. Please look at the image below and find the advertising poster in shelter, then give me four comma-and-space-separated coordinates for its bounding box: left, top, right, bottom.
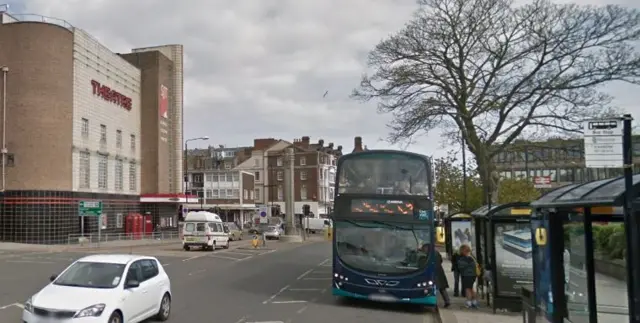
450, 221, 473, 253
494, 222, 534, 297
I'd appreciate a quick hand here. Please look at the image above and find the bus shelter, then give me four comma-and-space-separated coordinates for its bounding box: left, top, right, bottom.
470, 202, 532, 312
529, 176, 640, 323
443, 212, 473, 259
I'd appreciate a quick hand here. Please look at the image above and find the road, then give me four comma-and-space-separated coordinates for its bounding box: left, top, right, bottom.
0, 239, 437, 323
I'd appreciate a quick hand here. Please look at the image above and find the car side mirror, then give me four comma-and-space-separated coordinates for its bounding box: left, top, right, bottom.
125, 280, 140, 289
324, 220, 330, 226
49, 274, 57, 282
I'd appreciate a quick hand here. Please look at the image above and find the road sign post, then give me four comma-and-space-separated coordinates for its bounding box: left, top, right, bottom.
78, 201, 103, 238
583, 119, 624, 168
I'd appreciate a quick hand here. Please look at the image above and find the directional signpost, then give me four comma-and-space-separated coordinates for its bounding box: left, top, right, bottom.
79, 201, 103, 238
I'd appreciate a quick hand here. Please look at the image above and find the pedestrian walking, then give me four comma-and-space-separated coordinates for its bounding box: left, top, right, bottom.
434, 248, 451, 308
451, 250, 463, 297
456, 244, 479, 308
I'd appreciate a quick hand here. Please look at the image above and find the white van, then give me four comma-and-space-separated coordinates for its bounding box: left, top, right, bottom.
182, 211, 230, 251
303, 217, 332, 234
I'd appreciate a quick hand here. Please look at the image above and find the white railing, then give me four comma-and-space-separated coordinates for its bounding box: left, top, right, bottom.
67, 231, 180, 246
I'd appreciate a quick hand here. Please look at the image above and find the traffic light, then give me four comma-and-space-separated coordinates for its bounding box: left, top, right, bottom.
303, 204, 311, 216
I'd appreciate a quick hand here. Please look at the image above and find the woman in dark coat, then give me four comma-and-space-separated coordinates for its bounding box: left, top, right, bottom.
434, 249, 451, 307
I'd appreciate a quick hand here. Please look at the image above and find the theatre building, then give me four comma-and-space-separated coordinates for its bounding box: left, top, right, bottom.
0, 11, 186, 243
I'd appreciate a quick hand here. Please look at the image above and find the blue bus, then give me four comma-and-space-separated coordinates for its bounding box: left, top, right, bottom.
330, 150, 437, 306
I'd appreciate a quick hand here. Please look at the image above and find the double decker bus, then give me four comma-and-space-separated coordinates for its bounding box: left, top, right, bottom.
331, 150, 437, 306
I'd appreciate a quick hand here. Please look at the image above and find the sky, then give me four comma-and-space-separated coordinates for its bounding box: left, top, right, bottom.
7, 0, 640, 159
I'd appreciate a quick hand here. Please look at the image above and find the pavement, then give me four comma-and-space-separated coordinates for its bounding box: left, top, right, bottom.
0, 237, 438, 323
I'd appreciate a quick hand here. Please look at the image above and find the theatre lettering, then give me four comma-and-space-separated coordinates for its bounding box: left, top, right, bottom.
91, 80, 132, 110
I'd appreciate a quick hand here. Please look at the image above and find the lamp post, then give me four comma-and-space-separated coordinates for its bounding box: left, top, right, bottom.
1, 66, 8, 192
183, 136, 209, 201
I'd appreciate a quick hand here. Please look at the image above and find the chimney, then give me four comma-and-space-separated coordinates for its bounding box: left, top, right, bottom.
318, 139, 324, 146
328, 143, 334, 149
353, 137, 363, 152
301, 136, 310, 148
337, 145, 342, 152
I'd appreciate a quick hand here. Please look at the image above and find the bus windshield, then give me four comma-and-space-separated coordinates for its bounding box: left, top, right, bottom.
338, 153, 429, 195
335, 220, 431, 275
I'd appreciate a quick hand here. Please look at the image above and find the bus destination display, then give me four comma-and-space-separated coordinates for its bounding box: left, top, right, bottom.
351, 199, 414, 214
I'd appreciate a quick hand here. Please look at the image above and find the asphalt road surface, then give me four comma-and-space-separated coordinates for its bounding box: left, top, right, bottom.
0, 240, 436, 323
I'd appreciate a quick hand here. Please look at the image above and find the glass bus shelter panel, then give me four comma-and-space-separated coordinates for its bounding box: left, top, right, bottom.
536, 183, 580, 204
532, 217, 554, 321
581, 174, 640, 202
562, 215, 629, 323
555, 178, 615, 202
493, 221, 534, 299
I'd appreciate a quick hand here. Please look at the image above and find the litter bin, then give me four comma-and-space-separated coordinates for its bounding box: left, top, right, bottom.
521, 285, 535, 323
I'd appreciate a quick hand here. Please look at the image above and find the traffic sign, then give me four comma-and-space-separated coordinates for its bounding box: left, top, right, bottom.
79, 200, 103, 216
583, 119, 624, 168
533, 176, 552, 188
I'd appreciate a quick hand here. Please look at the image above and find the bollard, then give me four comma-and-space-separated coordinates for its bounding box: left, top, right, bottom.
262, 232, 267, 247
251, 235, 259, 249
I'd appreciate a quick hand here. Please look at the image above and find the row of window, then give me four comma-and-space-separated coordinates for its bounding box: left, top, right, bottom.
78, 151, 137, 191
498, 167, 631, 183
494, 146, 582, 163
192, 173, 240, 183
81, 118, 136, 150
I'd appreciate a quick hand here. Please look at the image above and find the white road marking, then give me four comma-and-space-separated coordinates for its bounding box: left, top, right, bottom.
182, 255, 206, 262
263, 285, 290, 304
246, 321, 284, 323
6, 260, 55, 264
321, 288, 327, 294
317, 258, 330, 266
296, 305, 308, 314
162, 263, 170, 267
289, 288, 322, 292
188, 269, 206, 276
302, 278, 331, 281
210, 255, 246, 261
296, 269, 314, 280
0, 303, 23, 310
271, 300, 307, 304
233, 315, 248, 323
221, 251, 256, 256
257, 249, 277, 256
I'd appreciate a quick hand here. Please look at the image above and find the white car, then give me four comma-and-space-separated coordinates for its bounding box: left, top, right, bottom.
22, 254, 172, 323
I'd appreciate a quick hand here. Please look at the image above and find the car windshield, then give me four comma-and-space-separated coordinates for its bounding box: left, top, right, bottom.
338, 153, 429, 195
335, 220, 431, 275
53, 261, 126, 289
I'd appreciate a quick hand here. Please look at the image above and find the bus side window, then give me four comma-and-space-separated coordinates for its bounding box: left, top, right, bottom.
208, 223, 216, 233
216, 223, 224, 232
196, 223, 206, 232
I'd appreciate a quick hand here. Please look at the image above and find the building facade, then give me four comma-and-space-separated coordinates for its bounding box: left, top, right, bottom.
0, 11, 184, 243
493, 137, 640, 188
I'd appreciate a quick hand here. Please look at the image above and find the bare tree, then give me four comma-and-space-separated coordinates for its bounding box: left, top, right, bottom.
352, 0, 640, 197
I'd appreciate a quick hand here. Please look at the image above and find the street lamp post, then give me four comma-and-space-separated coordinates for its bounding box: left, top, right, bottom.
183, 136, 209, 201
1, 66, 8, 192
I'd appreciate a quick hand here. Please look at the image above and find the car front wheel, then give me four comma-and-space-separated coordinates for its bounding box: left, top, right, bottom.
108, 311, 122, 323
155, 293, 171, 321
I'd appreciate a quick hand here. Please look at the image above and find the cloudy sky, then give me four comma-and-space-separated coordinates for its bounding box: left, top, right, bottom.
7, 0, 640, 158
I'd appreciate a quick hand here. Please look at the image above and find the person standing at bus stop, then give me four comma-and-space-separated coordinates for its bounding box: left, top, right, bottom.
457, 244, 479, 308
433, 247, 451, 308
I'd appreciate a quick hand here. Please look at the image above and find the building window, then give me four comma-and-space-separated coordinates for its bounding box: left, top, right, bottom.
254, 188, 260, 200
226, 173, 232, 182
79, 151, 90, 188
81, 118, 89, 138
277, 186, 283, 200
220, 189, 227, 198
129, 162, 137, 191
212, 189, 219, 198
115, 159, 123, 191
277, 157, 283, 166
226, 189, 233, 197
98, 154, 108, 189
300, 171, 307, 180
300, 156, 306, 166
255, 171, 260, 181
205, 189, 213, 198
250, 189, 254, 200
244, 189, 248, 199
116, 213, 123, 229
116, 130, 122, 148
205, 174, 214, 182
130, 134, 136, 151
100, 124, 107, 144
232, 173, 239, 181
233, 189, 240, 198
301, 185, 307, 200
254, 159, 260, 167
193, 174, 204, 182
224, 162, 231, 169
277, 171, 283, 181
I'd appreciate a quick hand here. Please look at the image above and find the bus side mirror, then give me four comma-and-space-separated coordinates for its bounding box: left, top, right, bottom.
324, 220, 330, 226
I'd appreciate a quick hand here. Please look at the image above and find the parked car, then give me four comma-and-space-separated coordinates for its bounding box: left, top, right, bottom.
225, 222, 243, 241
249, 223, 283, 239
23, 254, 172, 323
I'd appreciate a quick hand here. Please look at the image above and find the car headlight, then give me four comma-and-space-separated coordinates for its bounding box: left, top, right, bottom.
24, 297, 33, 313
74, 304, 105, 318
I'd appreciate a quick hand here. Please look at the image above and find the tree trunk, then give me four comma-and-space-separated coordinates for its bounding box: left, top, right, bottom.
475, 153, 498, 206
